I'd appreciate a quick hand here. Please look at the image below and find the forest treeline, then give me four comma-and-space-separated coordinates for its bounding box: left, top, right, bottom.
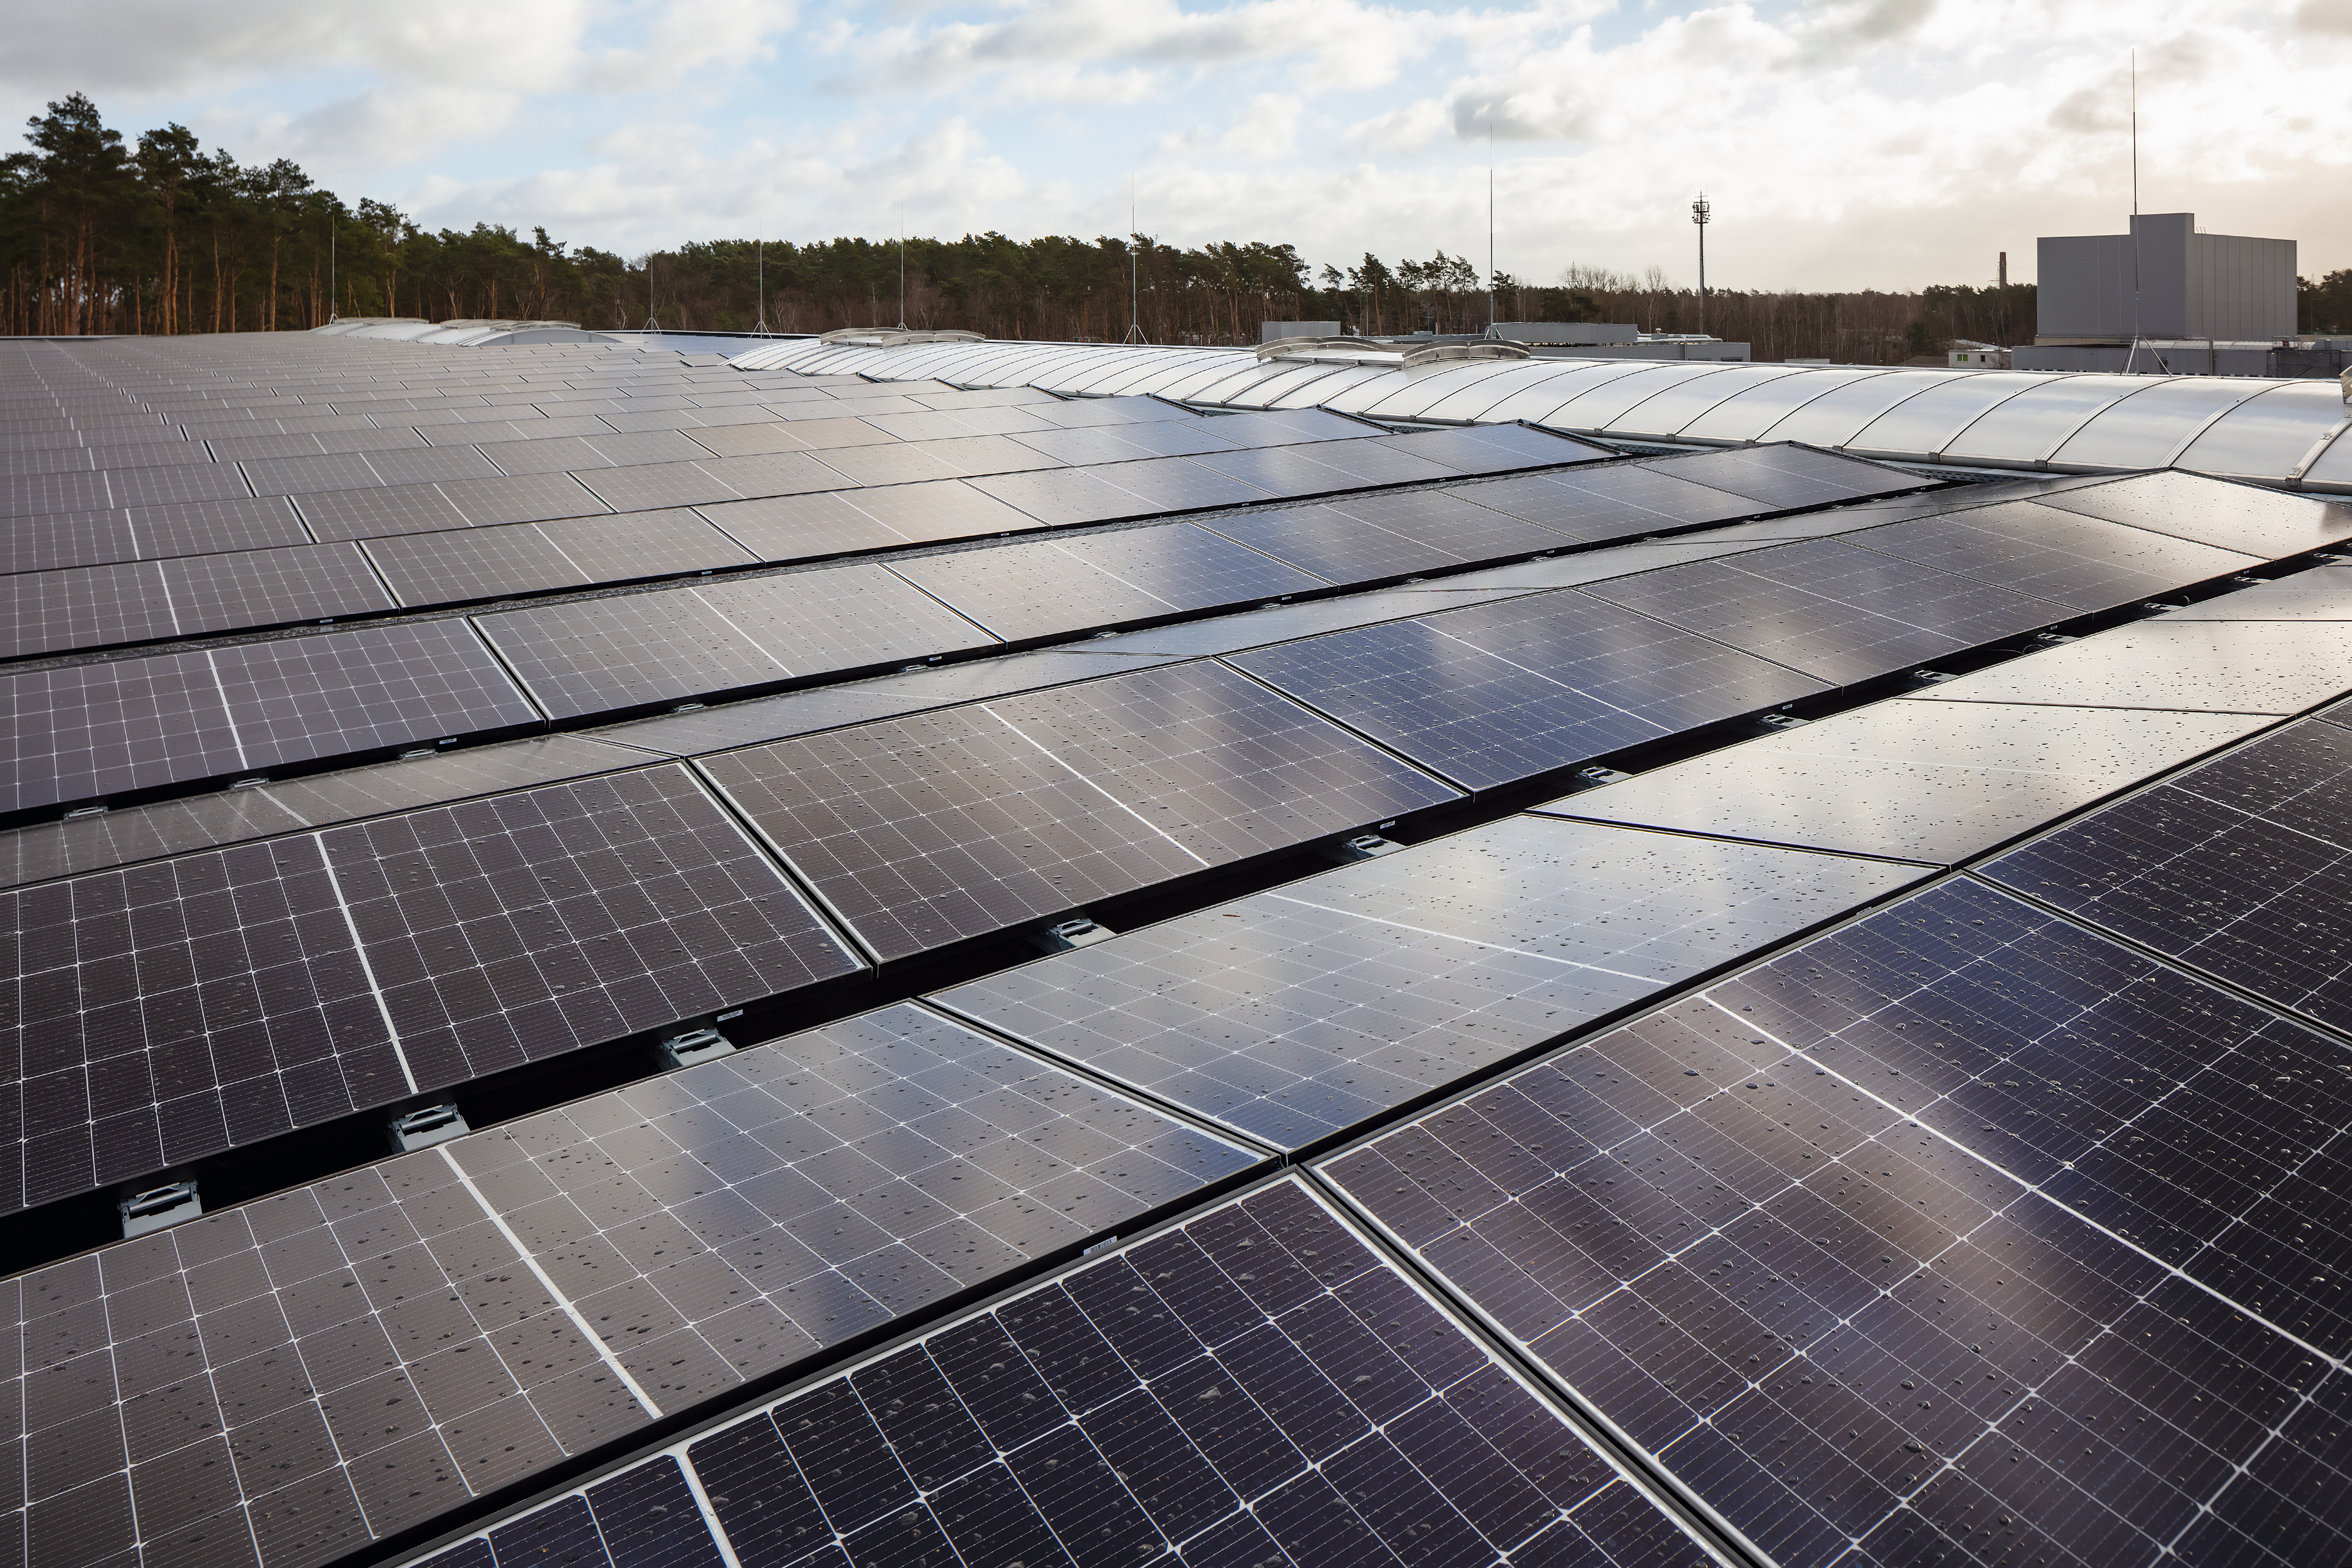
11, 93, 2351, 359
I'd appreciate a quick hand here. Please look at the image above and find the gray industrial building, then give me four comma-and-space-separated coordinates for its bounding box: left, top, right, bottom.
2017, 211, 2300, 374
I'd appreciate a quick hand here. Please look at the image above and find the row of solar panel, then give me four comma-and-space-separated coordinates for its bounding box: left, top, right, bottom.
0, 443, 1903, 815
0, 422, 1609, 663
12, 552, 2349, 1568
0, 471, 2331, 1223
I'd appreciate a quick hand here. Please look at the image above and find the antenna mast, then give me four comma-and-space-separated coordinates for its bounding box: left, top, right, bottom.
898, 206, 907, 329
1487, 121, 1496, 333
1124, 175, 1144, 344
1690, 193, 1710, 336
2131, 49, 2139, 215
329, 227, 337, 323
754, 239, 770, 335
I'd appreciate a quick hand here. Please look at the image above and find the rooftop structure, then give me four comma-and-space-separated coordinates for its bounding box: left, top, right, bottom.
5, 328, 2352, 1568
2035, 211, 2296, 344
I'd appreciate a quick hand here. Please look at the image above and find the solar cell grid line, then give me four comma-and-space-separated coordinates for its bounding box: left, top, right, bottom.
0, 557, 178, 658
482, 1178, 1731, 1568
0, 735, 641, 892
2035, 469, 2352, 559
1317, 875, 2352, 1567
699, 702, 1213, 962
1454, 467, 1762, 541
934, 815, 1922, 1149
1543, 697, 2272, 868
0, 1001, 1255, 1568
1581, 543, 2066, 689
1839, 501, 2261, 616
0, 829, 412, 1215
1982, 715, 2352, 1053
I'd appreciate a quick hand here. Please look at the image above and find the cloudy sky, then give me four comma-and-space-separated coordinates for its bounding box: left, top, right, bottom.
8, 0, 2349, 291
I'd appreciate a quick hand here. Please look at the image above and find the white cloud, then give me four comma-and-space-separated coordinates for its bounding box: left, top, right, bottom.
13, 0, 2352, 290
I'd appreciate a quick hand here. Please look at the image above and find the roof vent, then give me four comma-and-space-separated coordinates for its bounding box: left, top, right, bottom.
817, 328, 984, 348
1254, 339, 1529, 369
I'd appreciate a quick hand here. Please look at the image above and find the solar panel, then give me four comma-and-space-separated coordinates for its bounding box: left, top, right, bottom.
1183, 440, 1459, 496
622, 1178, 1713, 1568
93, 462, 258, 511
1844, 500, 2259, 613
2036, 470, 2352, 558
696, 492, 912, 560
959, 466, 1145, 526
295, 481, 472, 542
207, 620, 544, 773
0, 1000, 1249, 1568
1199, 500, 1490, 582
1584, 539, 2064, 687
476, 591, 796, 719
993, 658, 1459, 858
703, 661, 1453, 961
0, 510, 136, 575
323, 764, 862, 1090
1322, 875, 2352, 1565
1908, 619, 2352, 714
1009, 422, 1236, 466
889, 521, 1323, 641
1373, 424, 1612, 474
366, 511, 753, 608
694, 564, 998, 678
797, 441, 960, 488
470, 435, 617, 476
1099, 454, 1279, 513
700, 705, 1214, 961
1202, 407, 1374, 446
2161, 561, 2352, 620
904, 431, 1067, 477
1546, 695, 2268, 865
1232, 590, 1829, 792
0, 735, 638, 891
0, 558, 178, 657
1, 831, 407, 1211
1454, 465, 1759, 539
1649, 443, 1913, 508
1983, 716, 2352, 1042
131, 495, 315, 559
937, 815, 1919, 1147
157, 541, 398, 635
433, 472, 609, 528
0, 655, 240, 815
679, 421, 811, 457
571, 461, 744, 513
